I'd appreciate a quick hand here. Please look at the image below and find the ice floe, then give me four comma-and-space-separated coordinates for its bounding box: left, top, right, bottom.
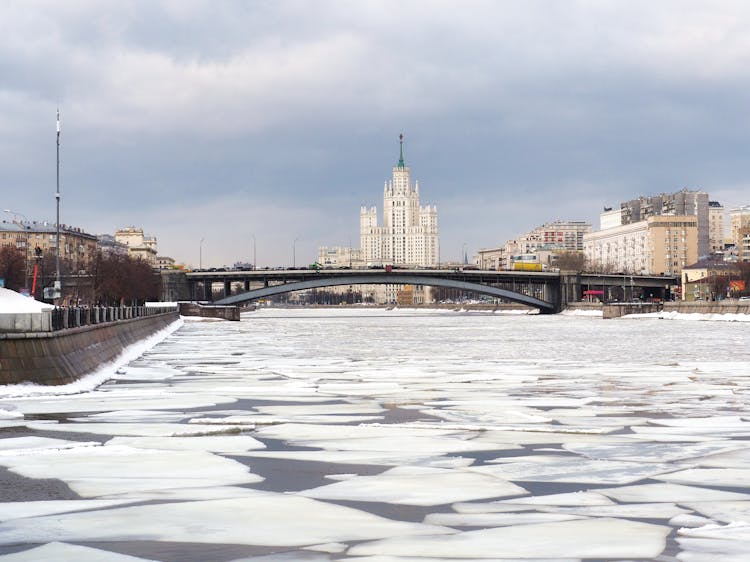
0, 493, 451, 547
472, 457, 676, 485
597, 482, 750, 503
0, 445, 262, 497
347, 518, 669, 558
298, 465, 528, 506
423, 511, 586, 527
0, 541, 154, 561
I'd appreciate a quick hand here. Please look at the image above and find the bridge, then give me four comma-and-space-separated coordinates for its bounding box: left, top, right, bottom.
183, 269, 678, 313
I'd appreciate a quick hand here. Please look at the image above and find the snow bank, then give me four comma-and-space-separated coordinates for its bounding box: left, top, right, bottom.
561, 308, 603, 317
0, 288, 53, 313
624, 311, 750, 322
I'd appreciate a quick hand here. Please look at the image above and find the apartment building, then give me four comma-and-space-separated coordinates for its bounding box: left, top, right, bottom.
584, 215, 698, 276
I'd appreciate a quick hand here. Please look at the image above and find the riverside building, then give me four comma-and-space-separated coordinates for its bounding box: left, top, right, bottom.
708, 201, 725, 254
115, 227, 158, 265
729, 205, 750, 261
583, 215, 698, 276
619, 189, 709, 258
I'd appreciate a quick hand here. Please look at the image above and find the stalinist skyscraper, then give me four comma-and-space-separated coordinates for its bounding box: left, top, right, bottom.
360, 135, 439, 267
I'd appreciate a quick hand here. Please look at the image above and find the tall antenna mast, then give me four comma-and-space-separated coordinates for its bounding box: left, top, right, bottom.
55, 108, 61, 300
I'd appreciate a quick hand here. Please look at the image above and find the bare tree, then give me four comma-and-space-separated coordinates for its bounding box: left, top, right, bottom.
0, 246, 26, 290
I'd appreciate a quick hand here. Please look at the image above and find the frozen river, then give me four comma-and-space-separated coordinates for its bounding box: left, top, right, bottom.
1, 308, 750, 561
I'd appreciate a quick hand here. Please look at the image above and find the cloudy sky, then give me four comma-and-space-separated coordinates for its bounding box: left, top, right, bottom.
2, 1, 749, 267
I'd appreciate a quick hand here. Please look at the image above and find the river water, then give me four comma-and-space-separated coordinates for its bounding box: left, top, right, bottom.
1, 308, 750, 561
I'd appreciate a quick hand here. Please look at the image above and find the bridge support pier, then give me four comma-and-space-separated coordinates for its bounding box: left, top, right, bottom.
557, 271, 581, 312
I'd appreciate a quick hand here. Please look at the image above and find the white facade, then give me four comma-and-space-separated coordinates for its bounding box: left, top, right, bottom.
317, 246, 362, 268
360, 136, 439, 267
708, 201, 725, 253
729, 205, 750, 252
584, 221, 650, 274
600, 208, 623, 230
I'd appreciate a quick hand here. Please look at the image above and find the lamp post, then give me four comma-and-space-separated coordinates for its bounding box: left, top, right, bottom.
199, 237, 205, 270
252, 233, 256, 270
293, 236, 300, 269
55, 109, 61, 301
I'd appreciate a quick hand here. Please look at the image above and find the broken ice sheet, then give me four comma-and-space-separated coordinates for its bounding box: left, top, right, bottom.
0, 494, 451, 547
347, 517, 669, 559
256, 423, 474, 444
535, 502, 688, 519
342, 558, 580, 562
596, 482, 750, 503
453, 491, 614, 512
23, 421, 243, 438
470, 457, 676, 485
563, 440, 741, 463
473, 429, 634, 446
106, 434, 266, 453
656, 467, 750, 488
300, 435, 519, 455
2, 393, 236, 415
0, 436, 99, 455
681, 501, 750, 524
238, 449, 473, 468
0, 499, 142, 522
69, 409, 191, 423
694, 447, 750, 468
423, 511, 585, 527
0, 541, 153, 561
0, 445, 262, 497
298, 465, 528, 506
253, 403, 386, 416
112, 364, 184, 381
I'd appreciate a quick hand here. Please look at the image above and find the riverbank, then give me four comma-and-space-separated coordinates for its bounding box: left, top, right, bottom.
0, 311, 181, 386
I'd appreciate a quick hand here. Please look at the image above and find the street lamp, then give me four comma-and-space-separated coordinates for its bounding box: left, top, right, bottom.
293, 236, 300, 269
55, 109, 61, 301
251, 233, 256, 270
199, 237, 205, 270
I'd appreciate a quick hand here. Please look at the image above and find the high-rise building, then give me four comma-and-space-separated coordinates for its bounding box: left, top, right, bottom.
729, 205, 750, 260
620, 189, 709, 257
708, 201, 725, 254
360, 135, 439, 267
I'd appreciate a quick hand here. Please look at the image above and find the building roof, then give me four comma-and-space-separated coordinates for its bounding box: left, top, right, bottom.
0, 220, 96, 239
683, 256, 739, 271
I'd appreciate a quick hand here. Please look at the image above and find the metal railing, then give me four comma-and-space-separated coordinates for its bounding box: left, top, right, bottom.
50, 305, 178, 331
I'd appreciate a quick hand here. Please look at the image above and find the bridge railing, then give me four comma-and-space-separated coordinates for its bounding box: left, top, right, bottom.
50, 305, 178, 332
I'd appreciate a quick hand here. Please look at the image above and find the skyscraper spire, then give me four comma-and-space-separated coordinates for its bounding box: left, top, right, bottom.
398, 133, 405, 168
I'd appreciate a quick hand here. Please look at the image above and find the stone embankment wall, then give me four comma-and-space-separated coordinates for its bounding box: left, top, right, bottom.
602, 303, 662, 319
663, 301, 750, 315
178, 303, 241, 321
0, 311, 179, 386
601, 300, 750, 318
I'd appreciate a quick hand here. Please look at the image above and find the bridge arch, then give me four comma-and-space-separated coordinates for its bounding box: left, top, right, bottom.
213, 274, 555, 312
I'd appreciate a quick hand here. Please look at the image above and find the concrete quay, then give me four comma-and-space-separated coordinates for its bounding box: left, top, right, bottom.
0, 311, 179, 386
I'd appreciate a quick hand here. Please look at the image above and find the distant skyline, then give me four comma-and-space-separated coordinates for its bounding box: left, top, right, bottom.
1, 1, 749, 267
